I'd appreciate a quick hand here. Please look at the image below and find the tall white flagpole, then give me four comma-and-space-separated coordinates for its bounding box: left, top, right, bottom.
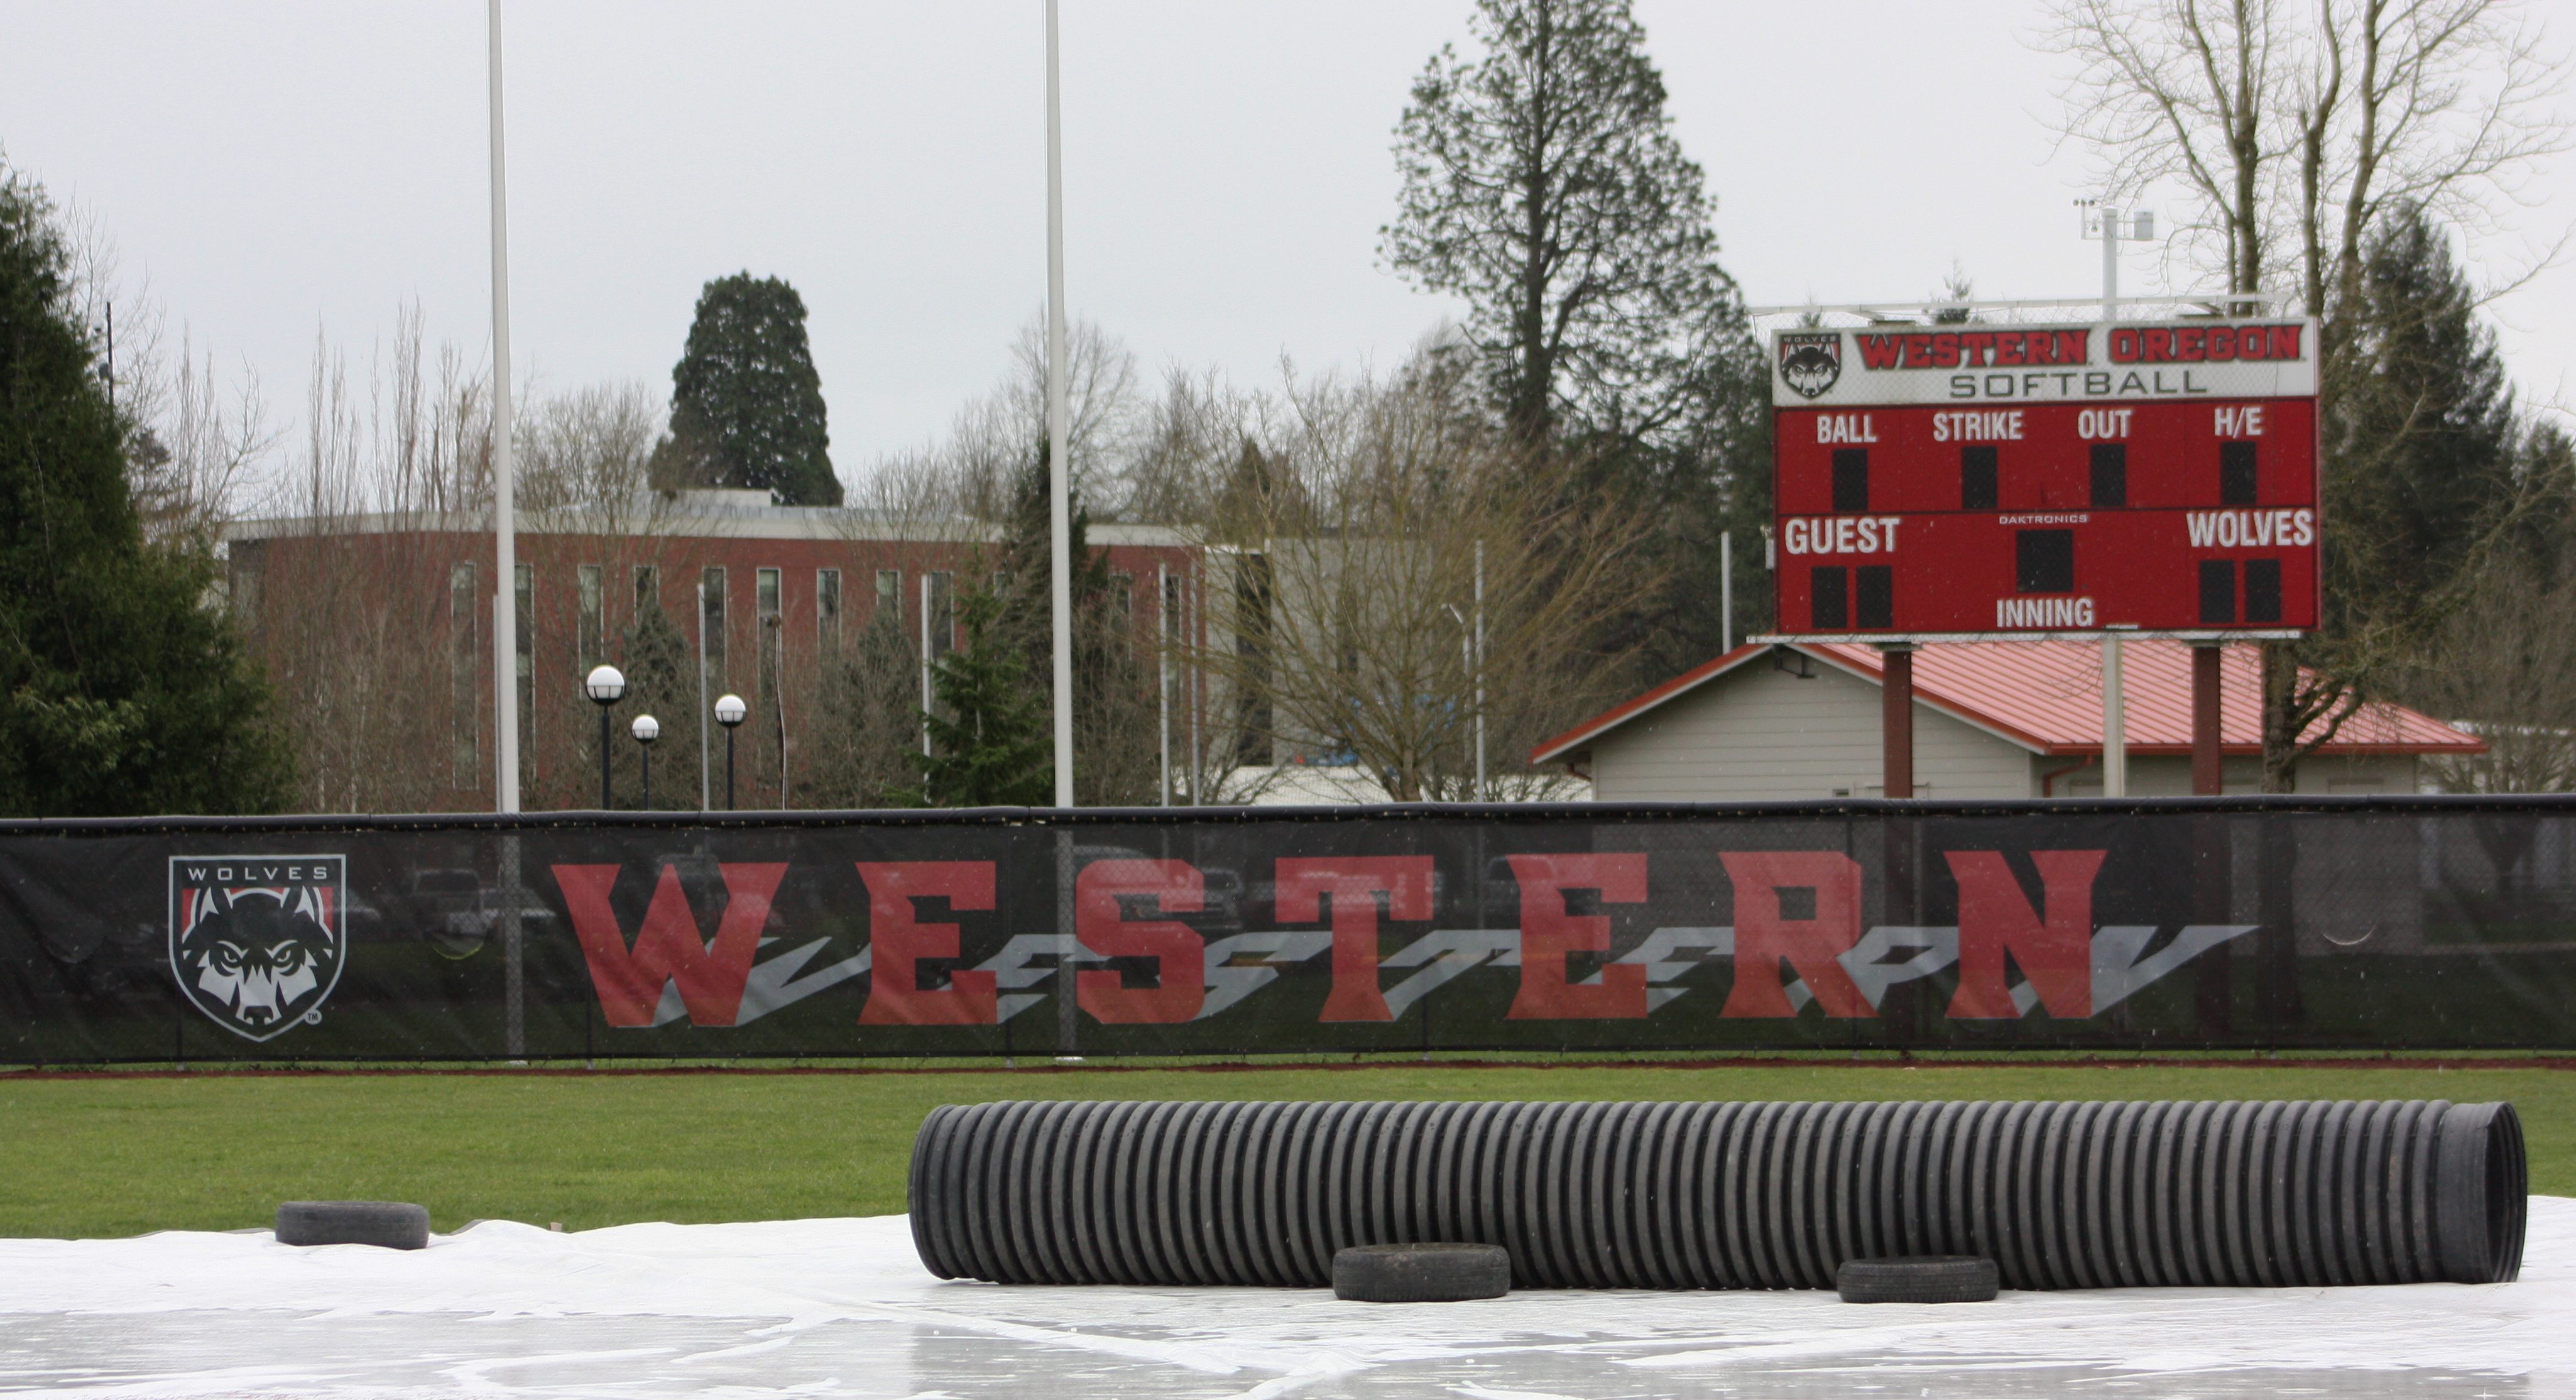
1045, 0, 1074, 810
488, 0, 520, 814
1045, 0, 1082, 1060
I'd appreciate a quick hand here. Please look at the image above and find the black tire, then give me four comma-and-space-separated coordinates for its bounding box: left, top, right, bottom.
275, 1201, 429, 1250
1332, 1242, 1511, 1302
1836, 1255, 1999, 1304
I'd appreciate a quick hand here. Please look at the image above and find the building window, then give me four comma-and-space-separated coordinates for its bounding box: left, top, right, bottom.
577, 564, 604, 667
876, 568, 900, 626
1235, 554, 1272, 766
1110, 571, 1135, 652
757, 566, 782, 708
923, 572, 954, 660
450, 562, 479, 787
817, 568, 843, 664
515, 563, 533, 768
701, 566, 727, 690
920, 571, 953, 752
633, 565, 659, 617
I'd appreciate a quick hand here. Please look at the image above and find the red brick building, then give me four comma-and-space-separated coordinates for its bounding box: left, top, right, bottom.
226, 492, 1201, 812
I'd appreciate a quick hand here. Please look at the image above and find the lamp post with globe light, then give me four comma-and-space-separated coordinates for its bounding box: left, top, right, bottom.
713, 693, 747, 811
631, 713, 661, 810
584, 665, 625, 809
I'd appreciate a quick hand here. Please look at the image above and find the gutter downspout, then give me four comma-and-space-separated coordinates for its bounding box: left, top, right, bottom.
2041, 753, 2098, 798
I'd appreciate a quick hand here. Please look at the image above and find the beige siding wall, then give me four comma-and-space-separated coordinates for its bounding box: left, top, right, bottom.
1588, 659, 2034, 801
2046, 752, 2421, 797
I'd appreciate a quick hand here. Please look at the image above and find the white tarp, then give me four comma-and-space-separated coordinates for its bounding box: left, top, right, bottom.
2, 1198, 2570, 1397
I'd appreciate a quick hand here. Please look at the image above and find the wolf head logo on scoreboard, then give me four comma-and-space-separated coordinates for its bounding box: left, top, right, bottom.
1778, 332, 1842, 399
169, 856, 347, 1041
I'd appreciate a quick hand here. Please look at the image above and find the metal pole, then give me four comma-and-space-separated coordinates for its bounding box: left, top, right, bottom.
2102, 202, 2119, 323
1045, 0, 1075, 812
1157, 561, 1171, 806
1188, 576, 1202, 803
726, 728, 738, 811
920, 574, 934, 757
2104, 632, 2128, 797
1720, 530, 1733, 654
599, 707, 611, 809
2099, 205, 2127, 799
485, 85, 520, 1046
641, 743, 652, 811
1045, 0, 1080, 1060
697, 579, 711, 812
1473, 540, 1485, 802
486, 0, 520, 816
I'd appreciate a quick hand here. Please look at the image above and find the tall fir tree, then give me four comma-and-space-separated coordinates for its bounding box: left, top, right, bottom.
0, 165, 293, 816
988, 444, 1158, 804
2325, 202, 2523, 642
652, 273, 842, 506
892, 588, 1052, 808
1380, 0, 1764, 686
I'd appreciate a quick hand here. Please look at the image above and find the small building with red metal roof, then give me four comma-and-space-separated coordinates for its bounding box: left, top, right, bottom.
1531, 638, 2482, 800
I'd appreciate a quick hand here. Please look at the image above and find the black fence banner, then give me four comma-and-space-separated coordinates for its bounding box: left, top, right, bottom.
4, 798, 2573, 1063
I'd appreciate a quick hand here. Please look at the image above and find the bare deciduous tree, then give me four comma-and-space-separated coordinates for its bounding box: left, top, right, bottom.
1173, 349, 1665, 801
2045, 0, 2570, 789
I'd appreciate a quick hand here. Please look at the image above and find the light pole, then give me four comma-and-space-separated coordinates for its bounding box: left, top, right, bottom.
1443, 594, 1484, 802
631, 713, 660, 810
487, 0, 521, 816
713, 693, 746, 811
584, 664, 625, 809
2080, 199, 2158, 801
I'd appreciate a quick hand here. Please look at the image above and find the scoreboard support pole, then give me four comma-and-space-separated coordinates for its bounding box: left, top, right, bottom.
2191, 645, 2224, 794
2191, 642, 2231, 1033
1880, 645, 1914, 799
2102, 633, 2127, 798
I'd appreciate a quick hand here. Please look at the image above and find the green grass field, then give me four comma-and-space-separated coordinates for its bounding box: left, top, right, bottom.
1, 1060, 2568, 1240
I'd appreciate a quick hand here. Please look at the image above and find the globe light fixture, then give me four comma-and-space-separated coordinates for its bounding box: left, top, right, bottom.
713, 693, 748, 811
584, 664, 626, 809
631, 713, 660, 810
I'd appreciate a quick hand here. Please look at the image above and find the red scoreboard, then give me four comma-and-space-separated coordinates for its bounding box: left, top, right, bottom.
1769, 319, 2318, 640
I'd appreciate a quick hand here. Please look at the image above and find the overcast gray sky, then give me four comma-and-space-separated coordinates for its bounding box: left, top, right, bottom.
4, 1, 2569, 484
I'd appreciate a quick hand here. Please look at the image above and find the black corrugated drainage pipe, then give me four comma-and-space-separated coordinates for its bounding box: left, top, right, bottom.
907, 1100, 2526, 1290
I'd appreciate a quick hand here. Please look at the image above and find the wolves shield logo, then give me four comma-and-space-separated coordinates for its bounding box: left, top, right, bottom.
1778, 332, 1843, 399
170, 856, 347, 1041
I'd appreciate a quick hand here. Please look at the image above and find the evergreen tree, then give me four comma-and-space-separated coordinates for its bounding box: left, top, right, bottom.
1382, 0, 1750, 452
2325, 202, 2523, 642
1381, 0, 1764, 686
653, 273, 841, 506
0, 165, 293, 816
611, 590, 696, 809
988, 444, 1159, 804
892, 588, 1052, 808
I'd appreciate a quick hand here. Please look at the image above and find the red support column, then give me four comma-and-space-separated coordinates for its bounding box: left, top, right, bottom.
1881, 646, 1914, 799
2192, 645, 2223, 796
2191, 643, 2232, 1035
